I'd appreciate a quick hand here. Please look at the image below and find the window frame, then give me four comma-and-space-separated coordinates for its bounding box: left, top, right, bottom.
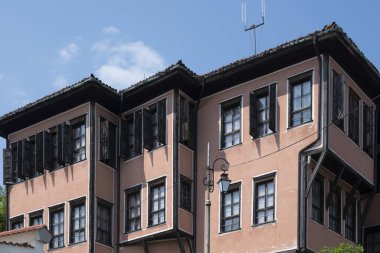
99, 117, 117, 168
10, 215, 24, 230
69, 197, 86, 245
72, 117, 86, 163
143, 99, 167, 151
96, 198, 113, 246
29, 210, 43, 226
220, 96, 242, 149
332, 71, 345, 131
124, 110, 143, 159
363, 103, 374, 157
49, 204, 65, 249
348, 88, 360, 145
125, 185, 142, 233
220, 182, 241, 233
344, 197, 356, 242
253, 174, 276, 226
180, 176, 192, 213
311, 176, 324, 224
148, 177, 166, 227
288, 72, 313, 128
328, 185, 341, 234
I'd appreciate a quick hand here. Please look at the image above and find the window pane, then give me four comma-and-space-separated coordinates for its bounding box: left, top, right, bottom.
293, 85, 302, 98
303, 81, 311, 94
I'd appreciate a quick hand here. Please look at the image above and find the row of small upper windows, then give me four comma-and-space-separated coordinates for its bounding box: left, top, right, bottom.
221, 72, 313, 149
3, 116, 86, 184
332, 71, 374, 157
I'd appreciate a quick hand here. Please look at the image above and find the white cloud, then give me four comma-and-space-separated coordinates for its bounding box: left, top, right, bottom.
93, 40, 165, 90
53, 75, 69, 88
59, 43, 80, 61
102, 26, 120, 35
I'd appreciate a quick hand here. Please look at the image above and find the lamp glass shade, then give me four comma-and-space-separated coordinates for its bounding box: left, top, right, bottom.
218, 173, 231, 193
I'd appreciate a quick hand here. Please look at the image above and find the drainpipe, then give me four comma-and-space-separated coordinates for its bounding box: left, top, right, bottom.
298, 32, 329, 251
193, 77, 205, 253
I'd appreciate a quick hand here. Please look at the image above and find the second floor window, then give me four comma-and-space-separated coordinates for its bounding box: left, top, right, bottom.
180, 176, 192, 212
345, 198, 356, 242
50, 206, 65, 249
221, 183, 240, 233
144, 99, 167, 151
221, 97, 241, 149
96, 200, 112, 246
311, 176, 324, 224
348, 89, 360, 145
289, 74, 312, 127
179, 96, 196, 149
149, 180, 166, 226
254, 178, 275, 225
10, 215, 24, 230
250, 84, 277, 138
70, 199, 86, 244
329, 186, 341, 233
125, 187, 141, 233
363, 104, 374, 157
72, 121, 86, 162
121, 111, 142, 159
332, 72, 345, 130
99, 118, 117, 167
29, 211, 43, 226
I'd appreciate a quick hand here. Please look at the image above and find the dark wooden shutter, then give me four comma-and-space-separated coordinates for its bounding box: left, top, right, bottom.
3, 148, 13, 184
134, 110, 142, 154
100, 119, 109, 162
120, 118, 127, 159
157, 100, 166, 145
143, 108, 153, 151
188, 102, 196, 149
57, 124, 63, 165
22, 139, 32, 178
269, 84, 277, 132
43, 131, 53, 171
180, 98, 189, 143
17, 141, 24, 179
35, 132, 44, 173
250, 92, 258, 138
62, 123, 72, 165
109, 122, 116, 168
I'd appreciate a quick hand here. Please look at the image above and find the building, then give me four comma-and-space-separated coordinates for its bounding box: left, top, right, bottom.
1, 22, 380, 253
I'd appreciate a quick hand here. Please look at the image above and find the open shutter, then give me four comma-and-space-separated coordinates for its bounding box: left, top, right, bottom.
43, 131, 53, 171
62, 123, 72, 165
143, 108, 153, 151
109, 123, 116, 168
17, 141, 24, 179
100, 119, 109, 162
250, 92, 258, 138
188, 102, 196, 149
35, 132, 44, 173
57, 124, 63, 165
22, 139, 32, 178
269, 84, 277, 132
180, 99, 189, 142
134, 110, 142, 154
157, 100, 166, 145
3, 148, 13, 184
120, 118, 127, 159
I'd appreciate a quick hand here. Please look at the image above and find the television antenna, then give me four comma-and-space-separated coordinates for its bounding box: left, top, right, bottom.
242, 0, 265, 54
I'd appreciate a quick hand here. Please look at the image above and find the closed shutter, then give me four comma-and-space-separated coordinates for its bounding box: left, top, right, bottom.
269, 84, 277, 132
3, 148, 13, 184
17, 141, 23, 179
134, 110, 142, 154
157, 99, 166, 145
250, 92, 258, 138
143, 108, 153, 151
35, 132, 44, 173
22, 139, 32, 178
57, 124, 63, 165
43, 131, 53, 171
120, 118, 127, 159
62, 123, 72, 164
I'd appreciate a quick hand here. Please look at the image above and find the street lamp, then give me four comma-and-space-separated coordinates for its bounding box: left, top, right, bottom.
203, 151, 230, 253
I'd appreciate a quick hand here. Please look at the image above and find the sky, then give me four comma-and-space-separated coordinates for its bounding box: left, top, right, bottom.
1, 1, 380, 184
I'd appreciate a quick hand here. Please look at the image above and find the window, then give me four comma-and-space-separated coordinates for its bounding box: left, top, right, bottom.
29, 211, 43, 226
332, 72, 345, 130
289, 74, 312, 127
345, 198, 356, 242
180, 96, 196, 149
96, 200, 112, 246
221, 183, 240, 233
180, 176, 192, 212
363, 104, 374, 157
50, 127, 60, 170
250, 84, 276, 138
348, 89, 360, 145
10, 216, 24, 230
254, 178, 275, 225
311, 176, 324, 224
121, 111, 142, 159
70, 199, 86, 244
365, 227, 380, 253
99, 117, 117, 167
149, 179, 165, 226
221, 97, 241, 148
50, 205, 65, 249
329, 186, 341, 233
125, 187, 141, 233
72, 120, 86, 163
144, 99, 166, 151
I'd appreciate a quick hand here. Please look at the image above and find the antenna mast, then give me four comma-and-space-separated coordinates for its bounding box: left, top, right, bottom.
242, 0, 265, 54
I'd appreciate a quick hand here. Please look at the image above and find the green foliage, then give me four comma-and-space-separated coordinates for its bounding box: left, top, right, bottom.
320, 243, 363, 253
0, 185, 6, 232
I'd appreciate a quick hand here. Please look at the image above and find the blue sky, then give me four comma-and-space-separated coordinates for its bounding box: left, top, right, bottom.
1, 1, 380, 183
